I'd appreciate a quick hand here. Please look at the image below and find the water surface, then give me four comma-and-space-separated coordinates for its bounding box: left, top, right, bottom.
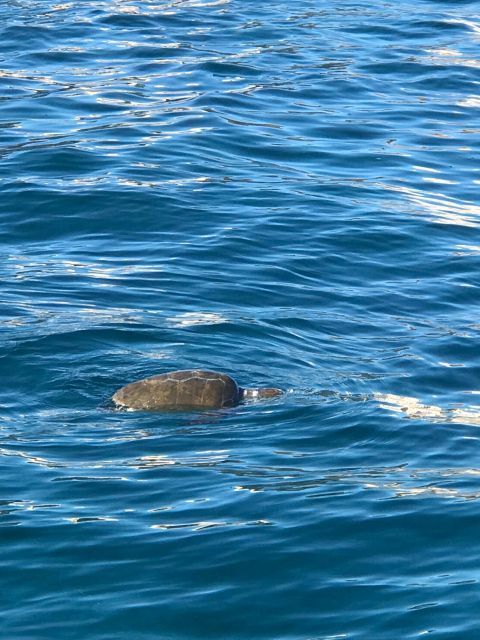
1, 1, 480, 638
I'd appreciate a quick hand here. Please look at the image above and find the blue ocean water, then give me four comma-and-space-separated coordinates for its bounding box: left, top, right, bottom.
1, 0, 480, 637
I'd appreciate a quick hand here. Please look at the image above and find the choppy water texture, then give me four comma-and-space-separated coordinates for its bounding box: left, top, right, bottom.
1, 1, 480, 638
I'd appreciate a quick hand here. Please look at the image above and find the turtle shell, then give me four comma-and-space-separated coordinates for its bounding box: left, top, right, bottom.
112, 369, 241, 410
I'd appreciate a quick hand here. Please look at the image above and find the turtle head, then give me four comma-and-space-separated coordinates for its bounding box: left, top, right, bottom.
242, 387, 284, 402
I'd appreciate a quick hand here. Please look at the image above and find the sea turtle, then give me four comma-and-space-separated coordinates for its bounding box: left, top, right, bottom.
112, 369, 283, 411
